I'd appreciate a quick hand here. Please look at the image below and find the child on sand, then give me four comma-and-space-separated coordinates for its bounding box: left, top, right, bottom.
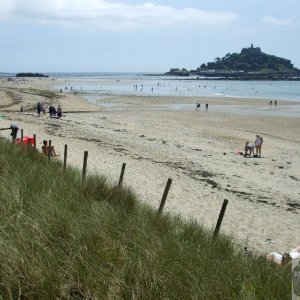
42, 140, 59, 156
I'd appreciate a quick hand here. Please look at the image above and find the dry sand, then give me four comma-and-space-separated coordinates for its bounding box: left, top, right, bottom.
1, 77, 299, 255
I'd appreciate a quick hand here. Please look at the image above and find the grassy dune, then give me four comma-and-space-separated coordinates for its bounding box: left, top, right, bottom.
0, 140, 290, 299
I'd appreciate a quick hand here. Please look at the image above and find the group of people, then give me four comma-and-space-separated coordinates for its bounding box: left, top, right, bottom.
196, 102, 208, 111
49, 105, 63, 117
244, 135, 263, 158
20, 103, 63, 118
3, 124, 59, 157
269, 100, 278, 107
36, 102, 47, 117
37, 102, 62, 117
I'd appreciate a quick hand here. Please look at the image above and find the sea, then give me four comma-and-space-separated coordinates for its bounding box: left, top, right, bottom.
3, 72, 300, 116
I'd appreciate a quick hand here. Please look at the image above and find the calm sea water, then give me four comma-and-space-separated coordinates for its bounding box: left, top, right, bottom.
3, 72, 293, 116
2, 71, 300, 102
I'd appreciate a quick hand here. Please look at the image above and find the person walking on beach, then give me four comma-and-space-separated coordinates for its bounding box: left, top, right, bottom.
255, 135, 263, 157
205, 102, 208, 111
275, 100, 277, 107
196, 102, 201, 111
37, 102, 42, 117
269, 100, 272, 107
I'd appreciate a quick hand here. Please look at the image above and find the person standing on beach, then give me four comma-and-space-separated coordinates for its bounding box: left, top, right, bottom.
41, 103, 46, 114
255, 135, 263, 157
196, 102, 200, 111
37, 102, 42, 117
57, 105, 63, 118
275, 100, 277, 107
205, 102, 208, 111
49, 105, 56, 117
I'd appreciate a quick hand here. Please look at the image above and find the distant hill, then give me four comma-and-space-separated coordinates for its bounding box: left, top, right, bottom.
166, 45, 300, 80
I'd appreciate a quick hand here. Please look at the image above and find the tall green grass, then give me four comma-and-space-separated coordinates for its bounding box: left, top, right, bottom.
0, 140, 290, 299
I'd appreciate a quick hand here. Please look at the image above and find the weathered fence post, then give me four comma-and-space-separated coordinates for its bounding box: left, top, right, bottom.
157, 178, 172, 214
33, 134, 36, 149
48, 140, 52, 162
63, 144, 68, 171
213, 199, 229, 238
118, 163, 126, 187
20, 129, 23, 145
82, 151, 88, 182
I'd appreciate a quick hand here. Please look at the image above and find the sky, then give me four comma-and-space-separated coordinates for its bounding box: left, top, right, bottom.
1, 0, 300, 72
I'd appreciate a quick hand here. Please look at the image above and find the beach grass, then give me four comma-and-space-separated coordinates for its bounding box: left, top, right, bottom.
0, 140, 291, 299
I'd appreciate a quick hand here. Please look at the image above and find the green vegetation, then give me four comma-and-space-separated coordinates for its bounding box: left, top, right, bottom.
166, 45, 300, 78
16, 72, 49, 78
197, 45, 297, 74
0, 140, 290, 299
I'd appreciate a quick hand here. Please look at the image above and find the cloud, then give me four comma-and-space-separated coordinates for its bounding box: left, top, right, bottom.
1, 0, 238, 30
0, 0, 15, 21
262, 16, 292, 26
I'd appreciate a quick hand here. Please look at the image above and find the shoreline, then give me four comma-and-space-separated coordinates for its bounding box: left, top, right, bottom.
0, 78, 299, 255
3, 75, 300, 102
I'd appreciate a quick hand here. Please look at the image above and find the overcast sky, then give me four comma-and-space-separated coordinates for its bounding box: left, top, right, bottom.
1, 0, 299, 72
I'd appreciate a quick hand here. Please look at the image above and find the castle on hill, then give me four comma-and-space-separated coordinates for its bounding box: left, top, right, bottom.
165, 44, 300, 79
241, 44, 261, 55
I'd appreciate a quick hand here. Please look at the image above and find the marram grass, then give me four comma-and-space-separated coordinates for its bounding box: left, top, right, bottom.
0, 140, 290, 299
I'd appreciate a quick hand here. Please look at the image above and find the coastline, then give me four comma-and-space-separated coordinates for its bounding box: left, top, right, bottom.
0, 77, 299, 255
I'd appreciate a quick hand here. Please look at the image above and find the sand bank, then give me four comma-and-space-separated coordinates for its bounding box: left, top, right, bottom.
1, 78, 299, 255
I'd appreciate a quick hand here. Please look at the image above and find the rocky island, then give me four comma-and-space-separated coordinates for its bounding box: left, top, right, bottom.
165, 45, 300, 80
16, 72, 49, 78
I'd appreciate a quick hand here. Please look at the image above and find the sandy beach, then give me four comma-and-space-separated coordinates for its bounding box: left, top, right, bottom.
1, 77, 299, 255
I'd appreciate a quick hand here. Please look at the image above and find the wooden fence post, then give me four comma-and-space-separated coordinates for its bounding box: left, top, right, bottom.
48, 140, 52, 162
118, 163, 126, 187
82, 151, 88, 182
20, 129, 23, 145
213, 199, 229, 238
33, 134, 36, 149
157, 178, 172, 214
63, 145, 68, 171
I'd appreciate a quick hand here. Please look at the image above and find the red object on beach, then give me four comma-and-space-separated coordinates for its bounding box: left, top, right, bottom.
16, 136, 35, 145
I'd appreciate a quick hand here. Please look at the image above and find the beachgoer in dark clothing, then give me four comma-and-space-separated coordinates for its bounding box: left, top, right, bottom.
196, 102, 201, 111
37, 102, 42, 117
49, 106, 56, 117
205, 102, 208, 111
10, 124, 19, 141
